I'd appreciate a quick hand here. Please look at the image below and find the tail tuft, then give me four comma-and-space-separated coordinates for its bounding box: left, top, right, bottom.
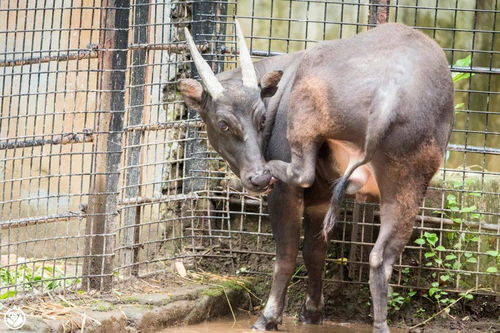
322, 176, 350, 240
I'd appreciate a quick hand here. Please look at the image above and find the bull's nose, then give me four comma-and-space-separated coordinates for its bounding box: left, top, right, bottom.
249, 170, 272, 188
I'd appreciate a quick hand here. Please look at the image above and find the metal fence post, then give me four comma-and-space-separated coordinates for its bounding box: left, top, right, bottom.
183, 0, 227, 194
83, 0, 130, 291
121, 0, 150, 278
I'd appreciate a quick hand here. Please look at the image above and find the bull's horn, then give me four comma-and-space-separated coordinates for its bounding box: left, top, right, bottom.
235, 20, 259, 90
184, 27, 225, 100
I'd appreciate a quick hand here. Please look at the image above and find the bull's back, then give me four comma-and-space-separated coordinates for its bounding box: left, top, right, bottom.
293, 23, 454, 151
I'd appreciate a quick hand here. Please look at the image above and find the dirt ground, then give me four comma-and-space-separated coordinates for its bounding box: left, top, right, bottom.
1, 270, 498, 332
196, 244, 499, 332
0, 271, 252, 332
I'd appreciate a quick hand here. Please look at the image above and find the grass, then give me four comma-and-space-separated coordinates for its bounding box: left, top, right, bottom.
0, 262, 80, 300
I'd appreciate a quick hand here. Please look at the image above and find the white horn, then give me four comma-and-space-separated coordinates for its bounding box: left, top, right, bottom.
184, 27, 225, 100
235, 20, 259, 90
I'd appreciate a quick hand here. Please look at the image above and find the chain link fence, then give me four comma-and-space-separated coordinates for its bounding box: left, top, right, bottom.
1, 0, 498, 303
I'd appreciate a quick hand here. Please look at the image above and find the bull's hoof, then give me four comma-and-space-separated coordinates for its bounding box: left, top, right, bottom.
252, 315, 280, 331
298, 304, 323, 324
372, 321, 390, 333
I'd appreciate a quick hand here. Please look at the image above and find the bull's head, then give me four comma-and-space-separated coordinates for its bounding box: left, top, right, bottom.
178, 21, 283, 192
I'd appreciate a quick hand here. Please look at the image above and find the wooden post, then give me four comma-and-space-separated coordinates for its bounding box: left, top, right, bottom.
83, 0, 130, 291
121, 0, 150, 278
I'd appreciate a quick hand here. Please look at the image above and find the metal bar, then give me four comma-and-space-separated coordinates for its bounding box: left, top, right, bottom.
128, 42, 209, 52
121, 0, 150, 278
0, 44, 99, 67
183, 0, 226, 193
1, 212, 83, 230
83, 0, 130, 291
447, 144, 500, 155
0, 130, 93, 150
124, 120, 204, 132
118, 193, 199, 206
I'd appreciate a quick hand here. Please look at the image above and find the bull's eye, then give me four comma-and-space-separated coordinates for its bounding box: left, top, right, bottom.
218, 120, 229, 131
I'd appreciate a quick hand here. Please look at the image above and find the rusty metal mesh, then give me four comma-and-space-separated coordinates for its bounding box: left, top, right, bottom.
0, 0, 498, 302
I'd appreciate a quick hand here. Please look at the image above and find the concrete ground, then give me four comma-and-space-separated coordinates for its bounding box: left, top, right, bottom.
0, 272, 251, 333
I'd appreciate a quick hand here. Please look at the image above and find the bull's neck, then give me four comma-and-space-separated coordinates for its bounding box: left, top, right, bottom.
255, 52, 303, 146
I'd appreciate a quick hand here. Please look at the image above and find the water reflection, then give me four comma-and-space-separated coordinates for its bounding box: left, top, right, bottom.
158, 316, 407, 333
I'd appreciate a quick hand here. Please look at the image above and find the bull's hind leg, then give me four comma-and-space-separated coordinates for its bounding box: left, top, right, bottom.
267, 141, 320, 188
369, 141, 442, 333
369, 198, 420, 333
267, 76, 335, 189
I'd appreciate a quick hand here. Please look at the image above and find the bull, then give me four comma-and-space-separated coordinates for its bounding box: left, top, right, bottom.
178, 21, 454, 333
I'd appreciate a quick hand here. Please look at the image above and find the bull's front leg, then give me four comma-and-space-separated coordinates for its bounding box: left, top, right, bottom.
267, 142, 319, 188
252, 183, 303, 331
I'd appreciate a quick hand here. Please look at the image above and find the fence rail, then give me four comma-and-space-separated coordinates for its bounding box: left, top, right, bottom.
1, 0, 498, 303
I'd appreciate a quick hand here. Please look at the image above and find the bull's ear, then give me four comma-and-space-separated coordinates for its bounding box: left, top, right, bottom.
178, 79, 205, 111
259, 70, 283, 98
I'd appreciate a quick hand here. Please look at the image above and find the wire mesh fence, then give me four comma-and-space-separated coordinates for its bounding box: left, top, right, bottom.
0, 0, 498, 303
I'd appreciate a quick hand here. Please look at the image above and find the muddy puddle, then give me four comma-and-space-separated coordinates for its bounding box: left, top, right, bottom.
158, 316, 407, 333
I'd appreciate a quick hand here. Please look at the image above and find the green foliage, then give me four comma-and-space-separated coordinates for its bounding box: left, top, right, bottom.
0, 263, 79, 300
415, 178, 499, 310
388, 289, 416, 314
452, 55, 474, 83
452, 55, 474, 113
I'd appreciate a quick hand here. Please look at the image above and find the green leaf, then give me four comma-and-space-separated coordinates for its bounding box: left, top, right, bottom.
460, 205, 477, 213
485, 250, 498, 257
454, 55, 472, 67
446, 194, 457, 203
429, 287, 440, 296
464, 252, 473, 258
459, 292, 474, 300
453, 72, 472, 82
454, 103, 465, 110
424, 233, 438, 247
434, 258, 443, 265
425, 252, 435, 258
0, 290, 16, 299
414, 238, 425, 245
436, 245, 446, 251
431, 282, 440, 288
452, 55, 474, 83
486, 266, 497, 273
466, 257, 477, 263
445, 254, 457, 261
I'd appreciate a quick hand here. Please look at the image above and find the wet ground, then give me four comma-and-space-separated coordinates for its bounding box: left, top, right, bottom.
158, 315, 407, 333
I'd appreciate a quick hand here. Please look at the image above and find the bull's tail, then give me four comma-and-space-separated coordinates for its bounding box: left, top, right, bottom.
322, 83, 399, 239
